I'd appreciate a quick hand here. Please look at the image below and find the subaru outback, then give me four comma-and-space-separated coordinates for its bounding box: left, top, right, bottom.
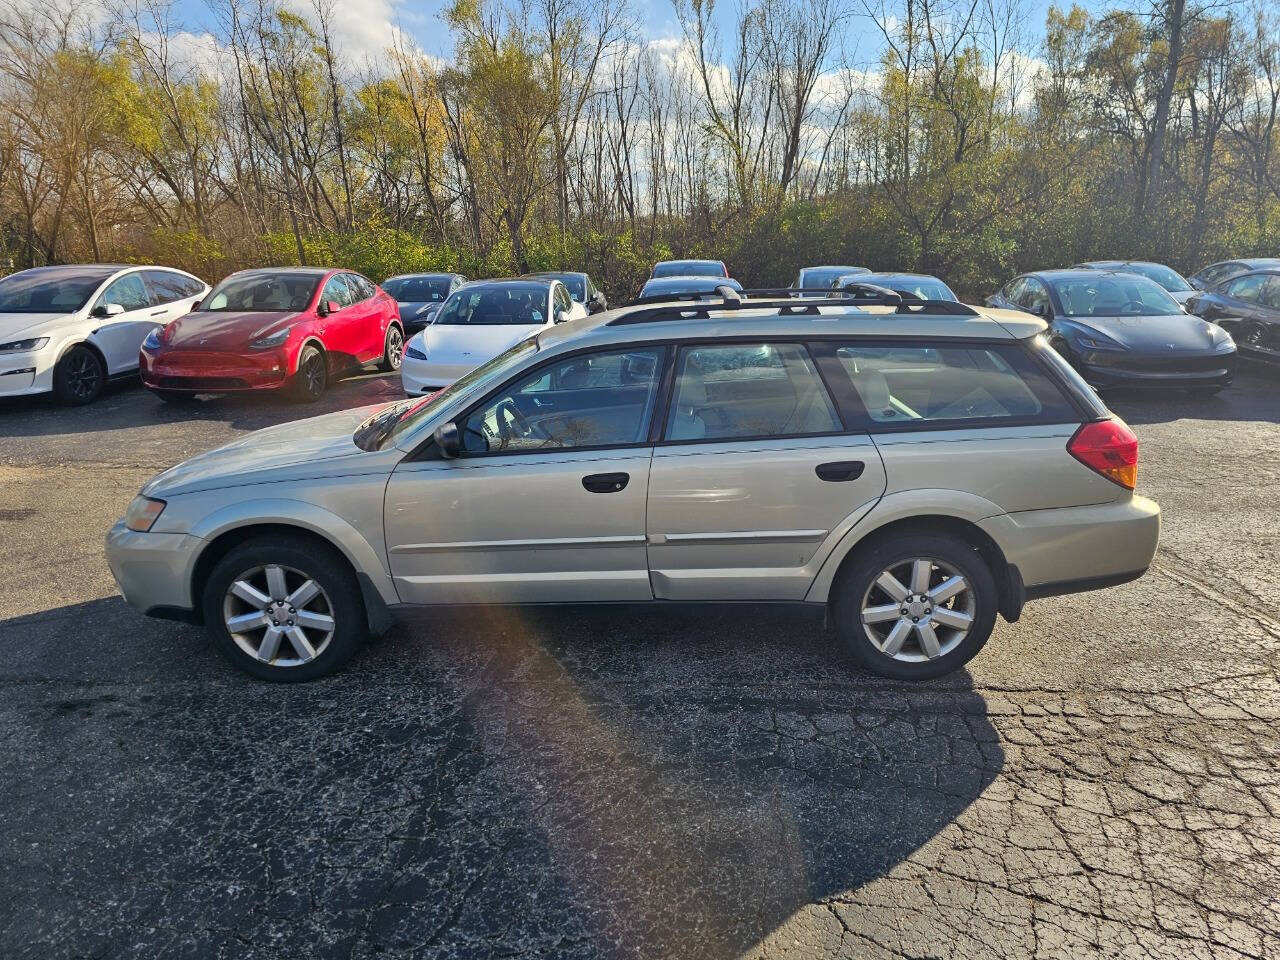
106, 286, 1160, 682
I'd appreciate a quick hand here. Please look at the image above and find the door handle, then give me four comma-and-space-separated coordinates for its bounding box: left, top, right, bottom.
582, 472, 630, 493
815, 460, 865, 482
150, 309, 168, 317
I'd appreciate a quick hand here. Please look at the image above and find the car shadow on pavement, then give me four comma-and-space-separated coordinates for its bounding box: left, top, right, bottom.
1, 600, 1004, 959
0, 370, 403, 438
1106, 365, 1280, 425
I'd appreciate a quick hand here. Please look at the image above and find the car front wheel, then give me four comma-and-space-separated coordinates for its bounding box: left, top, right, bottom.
202, 536, 368, 681
53, 345, 105, 405
833, 532, 998, 680
287, 345, 327, 402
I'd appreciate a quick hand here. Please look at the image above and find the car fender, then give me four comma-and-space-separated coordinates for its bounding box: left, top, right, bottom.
187, 497, 399, 608
804, 488, 1006, 603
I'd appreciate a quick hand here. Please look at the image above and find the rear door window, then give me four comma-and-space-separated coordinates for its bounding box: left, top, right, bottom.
144, 270, 198, 304
663, 342, 842, 442
832, 340, 1079, 428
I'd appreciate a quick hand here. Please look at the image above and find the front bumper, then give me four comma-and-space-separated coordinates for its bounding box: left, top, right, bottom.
141, 348, 291, 392
105, 521, 204, 618
980, 495, 1160, 595
1076, 350, 1236, 389
400, 356, 477, 395
0, 348, 54, 397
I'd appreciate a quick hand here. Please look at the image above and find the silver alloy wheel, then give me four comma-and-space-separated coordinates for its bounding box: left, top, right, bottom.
859, 557, 975, 663
222, 564, 336, 667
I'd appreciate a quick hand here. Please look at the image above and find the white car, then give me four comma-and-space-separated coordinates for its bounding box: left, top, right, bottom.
400, 278, 586, 395
0, 264, 208, 404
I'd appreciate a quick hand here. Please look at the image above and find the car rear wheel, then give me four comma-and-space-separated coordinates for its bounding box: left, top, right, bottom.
202, 536, 368, 681
53, 345, 105, 405
287, 345, 327, 402
833, 532, 998, 680
379, 324, 404, 372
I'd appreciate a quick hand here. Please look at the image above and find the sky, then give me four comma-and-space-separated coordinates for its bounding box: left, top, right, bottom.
156, 0, 1095, 70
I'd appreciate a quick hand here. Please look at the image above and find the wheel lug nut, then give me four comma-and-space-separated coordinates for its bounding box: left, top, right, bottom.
912, 617, 919, 622
287, 620, 294, 625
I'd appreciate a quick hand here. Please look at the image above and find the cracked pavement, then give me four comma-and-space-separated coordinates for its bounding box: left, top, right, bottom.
1, 367, 1278, 958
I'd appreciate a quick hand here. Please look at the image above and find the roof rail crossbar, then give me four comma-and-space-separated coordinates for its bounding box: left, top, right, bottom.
609, 286, 979, 325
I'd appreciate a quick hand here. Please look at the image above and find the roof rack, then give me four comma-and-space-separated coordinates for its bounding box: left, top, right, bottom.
609, 284, 978, 325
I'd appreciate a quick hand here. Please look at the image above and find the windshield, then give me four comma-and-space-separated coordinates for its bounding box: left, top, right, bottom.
383, 276, 451, 302
804, 266, 868, 288
0, 268, 115, 313
1122, 263, 1192, 293
641, 277, 741, 298
203, 273, 319, 313
380, 338, 539, 448
652, 260, 723, 278
436, 285, 549, 325
1049, 275, 1181, 317
527, 274, 586, 300
865, 276, 957, 301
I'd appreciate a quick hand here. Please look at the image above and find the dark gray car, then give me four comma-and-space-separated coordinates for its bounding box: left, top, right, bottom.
987, 269, 1236, 392
382, 273, 467, 334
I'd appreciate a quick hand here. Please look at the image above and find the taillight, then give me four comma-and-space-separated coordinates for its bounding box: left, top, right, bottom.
1067, 419, 1139, 489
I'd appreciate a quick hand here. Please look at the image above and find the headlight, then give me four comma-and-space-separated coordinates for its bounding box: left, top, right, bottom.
124, 495, 166, 532
250, 327, 291, 350
1077, 335, 1123, 351
142, 329, 161, 350
1209, 324, 1234, 350
0, 337, 49, 353
405, 344, 428, 361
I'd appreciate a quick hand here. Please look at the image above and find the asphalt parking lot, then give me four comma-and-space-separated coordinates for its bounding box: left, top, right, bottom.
2, 368, 1279, 959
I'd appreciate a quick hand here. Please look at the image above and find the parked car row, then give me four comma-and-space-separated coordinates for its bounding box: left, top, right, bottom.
3, 253, 1277, 407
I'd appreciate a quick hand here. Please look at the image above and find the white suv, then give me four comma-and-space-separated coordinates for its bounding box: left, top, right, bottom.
0, 264, 208, 404
107, 287, 1160, 681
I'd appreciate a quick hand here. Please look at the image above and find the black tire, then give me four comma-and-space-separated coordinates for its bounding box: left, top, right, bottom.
831, 531, 999, 681
202, 535, 368, 682
53, 344, 105, 405
287, 344, 327, 402
152, 389, 197, 403
379, 324, 404, 372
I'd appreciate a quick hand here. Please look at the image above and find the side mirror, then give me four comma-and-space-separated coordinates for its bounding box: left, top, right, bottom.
433, 422, 461, 459
318, 300, 341, 317
92, 303, 125, 318
189, 300, 202, 311
554, 308, 569, 324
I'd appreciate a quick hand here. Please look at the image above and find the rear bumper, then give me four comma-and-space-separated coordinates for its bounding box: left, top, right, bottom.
141, 348, 290, 392
979, 495, 1160, 596
105, 521, 202, 617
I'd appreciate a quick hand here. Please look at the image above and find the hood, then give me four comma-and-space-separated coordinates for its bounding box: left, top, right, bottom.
421, 322, 543, 364
0, 312, 73, 343
163, 310, 299, 350
143, 404, 393, 497
398, 302, 442, 326
1065, 313, 1224, 353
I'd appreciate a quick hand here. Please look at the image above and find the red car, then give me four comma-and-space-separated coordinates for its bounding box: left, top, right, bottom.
140, 267, 404, 402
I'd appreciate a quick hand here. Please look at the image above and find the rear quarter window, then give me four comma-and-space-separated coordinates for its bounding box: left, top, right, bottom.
832, 339, 1081, 429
